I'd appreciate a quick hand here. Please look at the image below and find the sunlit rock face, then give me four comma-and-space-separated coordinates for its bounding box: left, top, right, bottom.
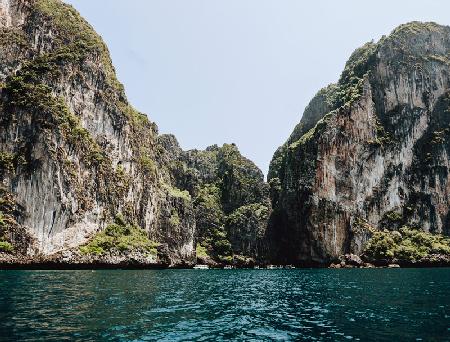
0, 0, 270, 266
268, 22, 450, 264
0, 0, 196, 264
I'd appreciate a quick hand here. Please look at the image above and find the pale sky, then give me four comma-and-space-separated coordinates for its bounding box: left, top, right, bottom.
64, 0, 449, 175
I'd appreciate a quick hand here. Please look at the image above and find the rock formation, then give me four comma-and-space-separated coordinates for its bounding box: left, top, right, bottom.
1, 1, 449, 268
268, 22, 450, 265
166, 139, 271, 265
0, 0, 270, 267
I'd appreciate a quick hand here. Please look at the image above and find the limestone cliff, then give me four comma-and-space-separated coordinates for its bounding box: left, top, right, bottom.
0, 0, 197, 265
0, 0, 271, 267
268, 22, 450, 264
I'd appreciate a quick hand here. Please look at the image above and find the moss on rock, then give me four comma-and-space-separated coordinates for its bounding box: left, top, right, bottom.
33, 0, 121, 91
363, 227, 450, 262
80, 215, 159, 256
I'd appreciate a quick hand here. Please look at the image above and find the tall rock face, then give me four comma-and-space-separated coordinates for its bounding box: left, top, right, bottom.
0, 0, 197, 265
161, 136, 271, 265
268, 22, 450, 264
0, 0, 271, 267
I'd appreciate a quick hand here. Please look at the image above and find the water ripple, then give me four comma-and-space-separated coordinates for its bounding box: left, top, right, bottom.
0, 269, 449, 341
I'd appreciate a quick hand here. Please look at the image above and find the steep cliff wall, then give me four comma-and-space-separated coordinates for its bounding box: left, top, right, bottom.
269, 22, 450, 264
0, 0, 196, 265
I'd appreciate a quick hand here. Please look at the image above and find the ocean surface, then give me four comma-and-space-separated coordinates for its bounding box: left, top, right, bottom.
0, 268, 449, 341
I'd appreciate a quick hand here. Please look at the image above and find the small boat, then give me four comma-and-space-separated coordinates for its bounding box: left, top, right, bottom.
224, 265, 234, 269
193, 264, 209, 269
266, 265, 277, 269
254, 265, 260, 269
285, 265, 296, 269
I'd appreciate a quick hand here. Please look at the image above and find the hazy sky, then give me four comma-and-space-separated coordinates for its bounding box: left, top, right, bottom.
64, 0, 449, 175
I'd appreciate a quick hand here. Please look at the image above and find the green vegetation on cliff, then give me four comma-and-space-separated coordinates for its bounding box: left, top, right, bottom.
0, 212, 13, 253
193, 145, 269, 263
34, 0, 121, 91
27, 0, 151, 129
330, 42, 376, 109
0, 188, 21, 254
0, 152, 15, 175
272, 40, 376, 179
80, 215, 159, 256
162, 182, 191, 202
192, 183, 233, 261
364, 227, 450, 262
167, 142, 270, 264
4, 75, 107, 167
0, 27, 27, 48
195, 243, 209, 258
0, 240, 13, 253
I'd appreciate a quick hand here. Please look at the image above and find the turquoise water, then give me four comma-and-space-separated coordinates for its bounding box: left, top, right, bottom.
0, 269, 449, 341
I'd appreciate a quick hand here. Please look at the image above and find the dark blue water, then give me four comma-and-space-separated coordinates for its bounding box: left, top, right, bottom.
0, 269, 449, 341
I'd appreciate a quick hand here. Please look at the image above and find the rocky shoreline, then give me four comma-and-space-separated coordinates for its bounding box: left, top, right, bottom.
328, 253, 450, 269
2, 252, 450, 270
0, 249, 188, 270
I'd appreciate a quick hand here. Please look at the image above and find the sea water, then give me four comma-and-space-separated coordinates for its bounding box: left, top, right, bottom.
0, 268, 449, 341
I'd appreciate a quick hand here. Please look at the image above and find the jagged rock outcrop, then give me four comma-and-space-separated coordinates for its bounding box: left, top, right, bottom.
161, 136, 271, 265
269, 22, 450, 265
